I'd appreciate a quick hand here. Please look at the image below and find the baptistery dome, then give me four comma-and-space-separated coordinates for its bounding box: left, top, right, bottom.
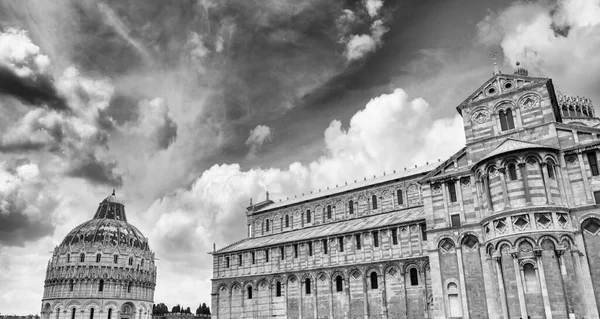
41, 192, 156, 319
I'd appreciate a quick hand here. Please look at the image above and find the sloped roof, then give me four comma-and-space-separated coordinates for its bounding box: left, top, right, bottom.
477, 138, 557, 163
254, 162, 439, 213
216, 206, 424, 254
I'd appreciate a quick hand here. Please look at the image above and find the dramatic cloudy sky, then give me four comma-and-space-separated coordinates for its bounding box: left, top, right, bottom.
1, 0, 599, 314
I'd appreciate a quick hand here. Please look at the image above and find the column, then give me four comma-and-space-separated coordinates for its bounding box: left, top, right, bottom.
346, 277, 351, 319
455, 178, 465, 222
497, 167, 511, 209
573, 234, 600, 317
382, 271, 389, 319
535, 250, 553, 319
299, 280, 303, 319
401, 268, 409, 319
456, 248, 469, 319
314, 278, 318, 319
511, 253, 528, 319
493, 253, 509, 319
576, 151, 593, 203
555, 249, 575, 319
518, 162, 532, 205
480, 248, 500, 319
482, 175, 493, 212
540, 162, 553, 204
254, 286, 259, 319
423, 263, 430, 319
329, 278, 334, 319
473, 176, 482, 219
363, 275, 369, 319
284, 280, 288, 318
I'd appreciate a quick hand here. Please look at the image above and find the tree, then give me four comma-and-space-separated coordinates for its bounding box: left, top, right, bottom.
185, 307, 191, 314
196, 303, 211, 315
171, 305, 181, 313
153, 303, 168, 315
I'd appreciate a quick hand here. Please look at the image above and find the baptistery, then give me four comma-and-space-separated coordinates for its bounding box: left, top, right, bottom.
41, 192, 156, 319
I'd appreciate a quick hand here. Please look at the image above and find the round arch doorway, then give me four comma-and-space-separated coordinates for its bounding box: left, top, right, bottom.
120, 303, 135, 319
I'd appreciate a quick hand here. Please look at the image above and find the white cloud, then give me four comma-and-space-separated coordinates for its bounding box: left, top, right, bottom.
364, 0, 383, 18
477, 0, 600, 101
245, 124, 273, 158
344, 19, 389, 61
125, 98, 178, 150
145, 87, 465, 307
0, 28, 50, 77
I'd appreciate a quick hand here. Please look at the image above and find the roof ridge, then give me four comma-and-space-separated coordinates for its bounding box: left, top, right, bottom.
216, 238, 249, 253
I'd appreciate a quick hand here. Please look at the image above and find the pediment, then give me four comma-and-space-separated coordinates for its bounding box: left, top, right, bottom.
456, 74, 548, 114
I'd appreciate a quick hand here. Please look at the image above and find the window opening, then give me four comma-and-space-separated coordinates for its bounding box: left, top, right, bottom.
99, 280, 104, 292
335, 276, 343, 292
69, 280, 74, 291
294, 244, 298, 258
113, 255, 118, 264
265, 249, 269, 262
349, 200, 354, 214
238, 254, 242, 266
71, 309, 76, 319
372, 195, 378, 209
280, 246, 285, 260
247, 286, 253, 299
252, 252, 255, 264
285, 215, 289, 228
323, 239, 328, 254
89, 309, 94, 319
128, 257, 133, 266
524, 263, 539, 292
127, 282, 132, 293
373, 231, 379, 247
392, 228, 398, 245
420, 223, 427, 240
80, 253, 85, 262
451, 214, 461, 228
370, 272, 378, 289
67, 254, 70, 263
448, 182, 457, 202
276, 282, 282, 297
338, 237, 344, 252
226, 257, 230, 268
108, 309, 112, 319
96, 254, 101, 263
305, 278, 311, 294
308, 242, 313, 256
588, 152, 599, 176
266, 219, 270, 232
327, 205, 332, 219
397, 189, 404, 205
508, 164, 518, 180
409, 268, 419, 286
355, 234, 361, 250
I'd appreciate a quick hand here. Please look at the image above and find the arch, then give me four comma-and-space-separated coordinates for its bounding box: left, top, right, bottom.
79, 253, 85, 262
103, 301, 119, 310
494, 239, 513, 251
457, 231, 482, 246
460, 234, 480, 249
559, 235, 575, 248
121, 302, 135, 314
406, 266, 420, 286
517, 91, 542, 107
523, 153, 543, 165
513, 236, 535, 248
499, 155, 520, 168
230, 281, 242, 291
492, 99, 516, 112
82, 301, 101, 311
369, 271, 379, 289
65, 301, 82, 309
287, 274, 298, 284
435, 234, 457, 248
333, 274, 344, 292
539, 236, 558, 250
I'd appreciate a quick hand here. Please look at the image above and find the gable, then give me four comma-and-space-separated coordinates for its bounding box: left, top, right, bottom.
456, 74, 548, 115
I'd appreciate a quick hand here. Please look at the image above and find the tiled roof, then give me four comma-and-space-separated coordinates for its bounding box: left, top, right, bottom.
216, 206, 424, 254
478, 138, 557, 163
255, 162, 439, 213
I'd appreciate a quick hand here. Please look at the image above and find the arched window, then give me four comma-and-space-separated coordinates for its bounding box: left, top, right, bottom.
69, 280, 74, 291
397, 189, 404, 205
447, 283, 462, 317
349, 200, 354, 214
113, 255, 118, 264
98, 279, 104, 292
66, 254, 70, 263
499, 109, 515, 131
335, 275, 343, 292
266, 219, 270, 231
372, 195, 378, 209
409, 268, 419, 286
370, 272, 378, 289
96, 254, 101, 263
128, 257, 133, 266
89, 308, 94, 319
305, 278, 311, 294
107, 309, 112, 319
547, 162, 556, 179
523, 263, 539, 292
276, 281, 282, 297
79, 253, 85, 262
141, 259, 144, 267
306, 210, 311, 223
327, 205, 332, 219
71, 308, 76, 319
122, 305, 131, 314
507, 164, 518, 180
247, 286, 253, 299
285, 215, 290, 228
127, 282, 132, 293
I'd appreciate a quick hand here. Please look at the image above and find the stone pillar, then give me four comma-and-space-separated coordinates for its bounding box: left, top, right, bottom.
573, 233, 600, 317
314, 278, 318, 319
493, 253, 509, 319
497, 167, 511, 209
578, 151, 594, 203
284, 280, 289, 318
363, 274, 369, 319
482, 175, 493, 212
555, 249, 575, 319
346, 276, 351, 319
518, 162, 532, 205
329, 277, 334, 319
299, 280, 303, 319
473, 176, 482, 220
423, 263, 430, 319
534, 249, 553, 319
540, 162, 554, 204
456, 247, 469, 319
511, 252, 528, 319
480, 248, 500, 319
381, 271, 389, 319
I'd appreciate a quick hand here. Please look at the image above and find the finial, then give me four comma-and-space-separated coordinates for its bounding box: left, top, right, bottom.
112, 188, 115, 196
213, 243, 216, 253
250, 197, 253, 205
514, 61, 529, 76
490, 51, 501, 75
266, 191, 269, 201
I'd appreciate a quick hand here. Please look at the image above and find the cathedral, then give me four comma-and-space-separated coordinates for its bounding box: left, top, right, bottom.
210, 64, 600, 319
41, 193, 157, 319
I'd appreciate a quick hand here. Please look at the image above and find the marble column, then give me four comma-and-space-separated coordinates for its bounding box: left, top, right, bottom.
511, 252, 528, 319
540, 162, 554, 204
493, 253, 509, 319
518, 162, 532, 205
576, 151, 593, 203
555, 249, 575, 319
535, 250, 553, 319
456, 248, 470, 319
497, 167, 511, 209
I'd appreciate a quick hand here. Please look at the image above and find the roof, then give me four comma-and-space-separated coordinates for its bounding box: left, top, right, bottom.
216, 206, 425, 254
477, 138, 558, 164
254, 162, 439, 213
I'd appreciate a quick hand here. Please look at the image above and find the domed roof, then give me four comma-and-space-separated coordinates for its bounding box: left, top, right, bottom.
60, 191, 150, 251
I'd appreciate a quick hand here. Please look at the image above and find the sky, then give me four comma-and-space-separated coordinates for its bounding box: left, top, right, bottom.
0, 0, 599, 315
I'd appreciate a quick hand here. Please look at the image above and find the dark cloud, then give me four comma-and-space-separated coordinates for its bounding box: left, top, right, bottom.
0, 209, 55, 246
67, 154, 123, 187
0, 65, 68, 110
157, 116, 177, 149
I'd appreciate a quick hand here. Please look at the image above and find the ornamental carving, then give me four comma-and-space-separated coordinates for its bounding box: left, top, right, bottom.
521, 95, 540, 109
471, 109, 491, 124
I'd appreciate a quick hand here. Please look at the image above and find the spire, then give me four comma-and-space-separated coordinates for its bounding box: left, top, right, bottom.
266, 191, 270, 201
112, 188, 115, 196
490, 51, 501, 75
